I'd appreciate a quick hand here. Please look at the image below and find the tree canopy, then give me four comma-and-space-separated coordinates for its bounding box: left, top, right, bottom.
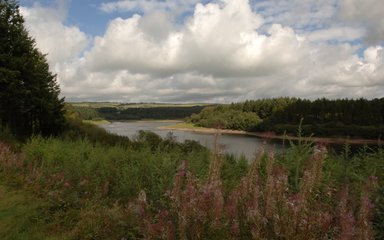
188, 97, 384, 138
0, 0, 65, 137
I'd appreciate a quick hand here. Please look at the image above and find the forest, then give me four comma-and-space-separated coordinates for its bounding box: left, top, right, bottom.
188, 98, 384, 139
69, 103, 209, 121
0, 0, 383, 239
97, 105, 207, 120
0, 0, 65, 138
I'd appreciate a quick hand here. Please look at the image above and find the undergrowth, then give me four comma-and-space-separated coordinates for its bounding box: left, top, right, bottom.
0, 127, 383, 239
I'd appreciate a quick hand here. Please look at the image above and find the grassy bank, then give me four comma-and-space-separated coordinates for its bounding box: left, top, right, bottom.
161, 122, 381, 145
82, 119, 111, 125
0, 184, 59, 240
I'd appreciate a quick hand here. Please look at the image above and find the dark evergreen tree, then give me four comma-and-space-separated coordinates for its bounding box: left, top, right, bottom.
0, 0, 65, 137
189, 97, 384, 138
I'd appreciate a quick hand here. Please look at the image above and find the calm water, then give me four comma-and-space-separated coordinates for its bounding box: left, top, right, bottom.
101, 121, 284, 160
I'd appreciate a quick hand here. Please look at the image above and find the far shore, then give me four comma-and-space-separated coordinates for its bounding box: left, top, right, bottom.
137, 119, 183, 123
159, 123, 381, 145
83, 119, 111, 125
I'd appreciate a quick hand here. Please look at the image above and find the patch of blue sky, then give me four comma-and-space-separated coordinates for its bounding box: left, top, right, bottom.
66, 1, 110, 37
19, 0, 135, 36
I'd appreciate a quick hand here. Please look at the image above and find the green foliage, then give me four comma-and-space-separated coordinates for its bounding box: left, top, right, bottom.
67, 201, 141, 239
19, 128, 216, 204
0, 0, 66, 138
189, 97, 384, 139
140, 142, 382, 239
134, 130, 163, 150
0, 125, 20, 149
71, 106, 102, 121
276, 140, 314, 191
66, 102, 209, 121
0, 184, 66, 240
323, 146, 384, 238
61, 119, 132, 147
189, 98, 296, 131
189, 107, 262, 131
23, 137, 169, 203
221, 154, 249, 192
259, 98, 384, 139
97, 105, 208, 120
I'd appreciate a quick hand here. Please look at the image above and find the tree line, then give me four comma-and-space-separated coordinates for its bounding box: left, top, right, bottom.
98, 105, 208, 120
188, 98, 384, 139
0, 0, 65, 138
70, 105, 208, 121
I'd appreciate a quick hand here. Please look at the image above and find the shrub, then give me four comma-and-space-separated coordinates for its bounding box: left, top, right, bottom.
137, 142, 380, 239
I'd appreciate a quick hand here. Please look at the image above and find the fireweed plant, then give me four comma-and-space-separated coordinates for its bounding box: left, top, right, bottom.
137, 132, 381, 240
0, 128, 382, 239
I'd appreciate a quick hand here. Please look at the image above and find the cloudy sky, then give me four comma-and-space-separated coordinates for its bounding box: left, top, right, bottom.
19, 0, 384, 103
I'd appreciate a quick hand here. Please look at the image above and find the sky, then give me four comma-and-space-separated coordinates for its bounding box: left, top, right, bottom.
18, 0, 384, 103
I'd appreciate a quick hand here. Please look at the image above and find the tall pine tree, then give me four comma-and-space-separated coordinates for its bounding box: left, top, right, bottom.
0, 0, 65, 137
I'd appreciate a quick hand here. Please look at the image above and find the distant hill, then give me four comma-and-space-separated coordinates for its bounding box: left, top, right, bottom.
68, 102, 214, 120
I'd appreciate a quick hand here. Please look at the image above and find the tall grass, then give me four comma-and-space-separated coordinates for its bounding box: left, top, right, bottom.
138, 142, 380, 239
0, 128, 382, 239
22, 136, 208, 206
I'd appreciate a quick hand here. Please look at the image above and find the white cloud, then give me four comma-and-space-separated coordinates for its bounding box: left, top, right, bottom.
86, 0, 301, 78
307, 26, 364, 42
83, 15, 182, 76
20, 0, 384, 102
138, 10, 174, 41
340, 0, 384, 44
20, 2, 89, 66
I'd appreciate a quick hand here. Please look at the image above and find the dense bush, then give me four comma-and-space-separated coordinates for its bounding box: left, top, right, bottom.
189, 107, 262, 131
61, 119, 132, 148
21, 136, 213, 205
71, 106, 102, 121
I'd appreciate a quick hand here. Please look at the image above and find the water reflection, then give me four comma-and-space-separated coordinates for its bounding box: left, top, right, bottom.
101, 121, 283, 160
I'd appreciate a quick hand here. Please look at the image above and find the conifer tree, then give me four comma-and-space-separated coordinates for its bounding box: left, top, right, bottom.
0, 0, 65, 137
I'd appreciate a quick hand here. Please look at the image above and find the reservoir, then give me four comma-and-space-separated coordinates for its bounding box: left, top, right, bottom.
101, 121, 284, 160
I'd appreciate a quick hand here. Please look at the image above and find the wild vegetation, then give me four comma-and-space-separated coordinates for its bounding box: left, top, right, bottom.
1, 126, 383, 239
1, 1, 383, 239
188, 98, 384, 139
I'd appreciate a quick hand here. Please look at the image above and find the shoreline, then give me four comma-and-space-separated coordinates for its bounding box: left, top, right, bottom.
138, 119, 183, 123
159, 124, 381, 145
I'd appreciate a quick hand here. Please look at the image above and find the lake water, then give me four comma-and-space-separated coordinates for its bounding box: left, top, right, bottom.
101, 121, 284, 160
